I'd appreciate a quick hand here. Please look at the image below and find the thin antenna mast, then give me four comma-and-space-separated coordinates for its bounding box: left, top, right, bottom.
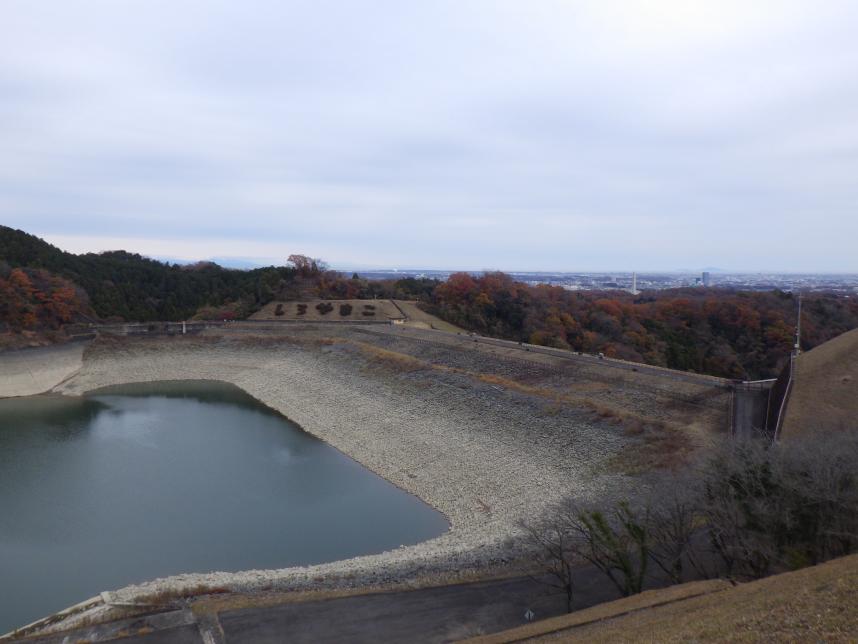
794, 292, 802, 356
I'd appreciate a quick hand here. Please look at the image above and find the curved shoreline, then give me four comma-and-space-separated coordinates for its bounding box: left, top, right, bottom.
3, 327, 730, 634
54, 334, 629, 590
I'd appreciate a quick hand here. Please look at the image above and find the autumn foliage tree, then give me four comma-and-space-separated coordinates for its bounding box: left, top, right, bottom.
427, 273, 858, 379
0, 265, 93, 345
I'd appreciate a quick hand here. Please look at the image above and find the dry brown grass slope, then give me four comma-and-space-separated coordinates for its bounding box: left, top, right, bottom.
781, 327, 858, 439
464, 554, 858, 643
392, 300, 464, 332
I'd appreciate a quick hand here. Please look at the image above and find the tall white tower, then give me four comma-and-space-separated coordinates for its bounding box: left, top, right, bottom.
630, 272, 639, 295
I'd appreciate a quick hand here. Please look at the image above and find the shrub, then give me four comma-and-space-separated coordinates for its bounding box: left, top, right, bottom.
701, 434, 858, 578
316, 302, 333, 315
362, 310, 375, 316
523, 433, 858, 600
274, 303, 284, 316
339, 303, 353, 316
296, 303, 307, 315
520, 500, 650, 610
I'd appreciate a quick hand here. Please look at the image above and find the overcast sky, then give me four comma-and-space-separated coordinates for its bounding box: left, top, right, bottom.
2, 1, 857, 271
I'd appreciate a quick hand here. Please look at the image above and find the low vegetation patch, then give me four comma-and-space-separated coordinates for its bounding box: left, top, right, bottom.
315, 302, 333, 315
339, 303, 353, 316
135, 584, 230, 606
521, 432, 858, 611
353, 342, 429, 373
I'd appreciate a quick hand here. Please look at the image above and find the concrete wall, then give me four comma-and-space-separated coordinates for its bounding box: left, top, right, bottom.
731, 385, 770, 440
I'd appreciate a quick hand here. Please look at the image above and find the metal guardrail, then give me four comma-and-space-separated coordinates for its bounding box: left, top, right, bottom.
77, 318, 395, 337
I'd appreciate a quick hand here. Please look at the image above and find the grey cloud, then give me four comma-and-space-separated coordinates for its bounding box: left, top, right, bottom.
1, 0, 857, 271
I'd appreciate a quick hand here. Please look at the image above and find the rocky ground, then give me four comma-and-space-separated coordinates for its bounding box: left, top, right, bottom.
5, 324, 730, 636
0, 341, 84, 397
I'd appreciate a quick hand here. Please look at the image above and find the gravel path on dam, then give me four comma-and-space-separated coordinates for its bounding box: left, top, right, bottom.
19, 327, 729, 629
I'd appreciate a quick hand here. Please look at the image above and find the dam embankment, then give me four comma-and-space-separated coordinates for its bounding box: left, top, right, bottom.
0, 341, 86, 398
1, 326, 730, 636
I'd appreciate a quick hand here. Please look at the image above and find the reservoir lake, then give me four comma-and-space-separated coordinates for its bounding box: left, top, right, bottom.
0, 380, 449, 633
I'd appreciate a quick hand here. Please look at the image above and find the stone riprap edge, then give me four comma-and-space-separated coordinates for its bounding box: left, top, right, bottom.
21, 332, 639, 634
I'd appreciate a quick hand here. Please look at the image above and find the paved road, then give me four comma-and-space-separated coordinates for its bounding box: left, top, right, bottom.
21, 569, 632, 644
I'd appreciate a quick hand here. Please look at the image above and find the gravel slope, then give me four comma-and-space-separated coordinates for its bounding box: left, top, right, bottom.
14, 327, 729, 634
50, 333, 631, 596
0, 341, 84, 397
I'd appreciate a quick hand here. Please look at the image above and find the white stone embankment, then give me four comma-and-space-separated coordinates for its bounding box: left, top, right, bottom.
7, 329, 655, 632
0, 341, 84, 398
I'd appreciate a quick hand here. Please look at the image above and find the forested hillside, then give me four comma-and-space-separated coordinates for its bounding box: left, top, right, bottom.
0, 226, 415, 346
0, 226, 301, 322
3, 227, 857, 379
425, 272, 858, 379
0, 266, 95, 345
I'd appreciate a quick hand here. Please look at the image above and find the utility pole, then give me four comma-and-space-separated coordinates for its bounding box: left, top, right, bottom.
794, 292, 802, 356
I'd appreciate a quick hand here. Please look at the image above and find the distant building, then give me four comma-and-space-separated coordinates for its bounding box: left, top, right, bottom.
702, 271, 712, 287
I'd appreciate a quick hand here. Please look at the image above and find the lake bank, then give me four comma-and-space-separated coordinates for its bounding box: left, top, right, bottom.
0, 341, 85, 398
0, 380, 448, 633
3, 326, 729, 636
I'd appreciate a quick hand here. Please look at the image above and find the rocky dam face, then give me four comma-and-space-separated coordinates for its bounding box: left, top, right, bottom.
0, 327, 731, 636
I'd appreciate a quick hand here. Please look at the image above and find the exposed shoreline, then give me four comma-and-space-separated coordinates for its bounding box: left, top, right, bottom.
0, 341, 85, 398
1, 326, 729, 634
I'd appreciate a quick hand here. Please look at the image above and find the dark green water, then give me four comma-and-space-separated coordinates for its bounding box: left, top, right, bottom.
0, 381, 448, 633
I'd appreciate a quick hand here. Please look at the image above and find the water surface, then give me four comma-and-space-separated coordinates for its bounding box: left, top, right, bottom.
0, 381, 447, 633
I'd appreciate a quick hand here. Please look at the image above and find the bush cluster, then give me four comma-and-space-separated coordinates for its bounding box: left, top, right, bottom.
523, 433, 858, 611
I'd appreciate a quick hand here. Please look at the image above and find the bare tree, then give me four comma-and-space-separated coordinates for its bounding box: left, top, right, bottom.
522, 432, 858, 610
700, 440, 783, 579
646, 475, 712, 583
518, 519, 576, 613
699, 434, 858, 580
556, 500, 651, 597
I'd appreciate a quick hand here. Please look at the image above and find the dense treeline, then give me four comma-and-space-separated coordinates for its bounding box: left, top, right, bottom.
4, 227, 857, 379
0, 226, 428, 344
0, 266, 94, 342
0, 226, 304, 321
426, 272, 858, 379
0, 226, 408, 323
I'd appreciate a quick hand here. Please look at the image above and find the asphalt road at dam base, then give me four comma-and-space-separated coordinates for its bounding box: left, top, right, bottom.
18, 568, 637, 644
